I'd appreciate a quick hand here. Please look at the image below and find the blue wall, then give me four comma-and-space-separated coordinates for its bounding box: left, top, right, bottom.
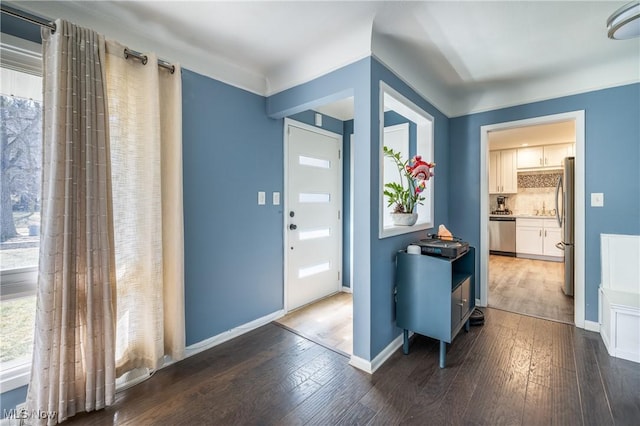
1, 12, 42, 43
450, 83, 640, 322
289, 110, 344, 135
3, 9, 635, 409
368, 59, 450, 356
267, 57, 374, 359
266, 57, 452, 361
342, 111, 417, 290
182, 69, 284, 344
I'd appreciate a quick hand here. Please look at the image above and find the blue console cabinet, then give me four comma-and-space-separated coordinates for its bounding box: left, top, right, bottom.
395, 247, 475, 368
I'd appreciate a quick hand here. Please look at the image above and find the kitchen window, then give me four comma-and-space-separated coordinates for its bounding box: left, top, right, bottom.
0, 34, 42, 391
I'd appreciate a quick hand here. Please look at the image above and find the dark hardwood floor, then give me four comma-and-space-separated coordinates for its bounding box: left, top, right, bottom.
64, 308, 639, 425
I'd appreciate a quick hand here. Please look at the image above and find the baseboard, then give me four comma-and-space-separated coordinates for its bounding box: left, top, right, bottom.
584, 320, 600, 332
185, 309, 285, 358
349, 332, 407, 374
341, 286, 352, 293
475, 298, 484, 307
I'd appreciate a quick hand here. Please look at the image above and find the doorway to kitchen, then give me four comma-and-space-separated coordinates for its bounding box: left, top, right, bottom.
480, 111, 585, 326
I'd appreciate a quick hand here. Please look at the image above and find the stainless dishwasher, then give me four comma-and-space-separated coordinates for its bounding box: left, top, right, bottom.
489, 216, 516, 256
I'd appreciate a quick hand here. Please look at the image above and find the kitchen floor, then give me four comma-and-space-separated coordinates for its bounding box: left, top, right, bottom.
275, 291, 353, 355
489, 254, 573, 324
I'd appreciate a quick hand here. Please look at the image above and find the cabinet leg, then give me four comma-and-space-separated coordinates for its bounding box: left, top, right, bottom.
439, 340, 446, 368
403, 329, 409, 355
465, 319, 470, 332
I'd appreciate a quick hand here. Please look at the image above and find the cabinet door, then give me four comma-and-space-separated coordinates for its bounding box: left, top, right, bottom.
460, 277, 471, 318
543, 228, 563, 256
517, 147, 543, 169
451, 286, 462, 332
489, 151, 501, 194
500, 149, 518, 193
544, 144, 571, 168
516, 226, 543, 255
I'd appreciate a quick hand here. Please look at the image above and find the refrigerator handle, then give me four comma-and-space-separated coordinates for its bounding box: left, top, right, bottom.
555, 175, 563, 228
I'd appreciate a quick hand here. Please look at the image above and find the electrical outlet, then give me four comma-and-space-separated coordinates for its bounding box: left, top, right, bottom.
258, 191, 266, 205
272, 192, 280, 205
591, 193, 604, 207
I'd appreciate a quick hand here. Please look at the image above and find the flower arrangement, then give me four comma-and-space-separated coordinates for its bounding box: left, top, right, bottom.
383, 146, 435, 215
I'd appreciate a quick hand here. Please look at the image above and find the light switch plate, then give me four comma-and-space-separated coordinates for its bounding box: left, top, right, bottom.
258, 191, 266, 205
591, 192, 604, 207
272, 192, 280, 205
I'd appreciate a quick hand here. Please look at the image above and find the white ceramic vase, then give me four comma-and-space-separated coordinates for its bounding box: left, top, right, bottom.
390, 212, 418, 226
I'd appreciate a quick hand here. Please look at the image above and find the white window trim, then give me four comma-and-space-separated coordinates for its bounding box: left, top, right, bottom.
378, 81, 435, 239
0, 31, 42, 394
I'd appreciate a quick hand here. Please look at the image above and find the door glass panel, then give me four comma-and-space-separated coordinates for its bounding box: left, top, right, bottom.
299, 193, 330, 203
298, 262, 331, 279
299, 228, 331, 241
299, 155, 330, 169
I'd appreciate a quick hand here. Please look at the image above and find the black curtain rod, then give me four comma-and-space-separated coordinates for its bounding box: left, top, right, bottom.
1, 4, 175, 73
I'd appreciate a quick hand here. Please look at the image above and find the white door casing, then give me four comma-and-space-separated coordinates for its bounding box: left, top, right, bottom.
480, 110, 585, 328
284, 119, 342, 311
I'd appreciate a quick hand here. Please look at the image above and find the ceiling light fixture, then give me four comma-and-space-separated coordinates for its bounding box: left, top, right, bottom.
607, 0, 640, 39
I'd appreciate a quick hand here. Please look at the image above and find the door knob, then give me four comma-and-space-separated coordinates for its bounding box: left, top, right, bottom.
289, 224, 297, 230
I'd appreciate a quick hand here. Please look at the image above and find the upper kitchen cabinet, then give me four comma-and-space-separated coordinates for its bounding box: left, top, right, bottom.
544, 144, 573, 167
517, 143, 574, 170
517, 146, 544, 168
489, 149, 517, 194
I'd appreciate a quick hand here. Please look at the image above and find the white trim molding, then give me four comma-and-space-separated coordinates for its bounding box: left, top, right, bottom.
584, 320, 600, 333
480, 110, 586, 328
349, 332, 409, 374
185, 309, 285, 358
341, 286, 353, 293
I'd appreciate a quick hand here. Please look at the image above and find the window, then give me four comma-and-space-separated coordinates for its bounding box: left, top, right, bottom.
0, 35, 42, 391
379, 82, 435, 238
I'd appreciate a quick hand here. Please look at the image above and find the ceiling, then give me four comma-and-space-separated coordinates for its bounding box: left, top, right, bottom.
488, 121, 575, 150
7, 1, 640, 117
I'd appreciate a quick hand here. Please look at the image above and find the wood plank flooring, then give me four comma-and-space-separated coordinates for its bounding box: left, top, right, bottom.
489, 254, 573, 324
275, 292, 353, 355
63, 308, 640, 426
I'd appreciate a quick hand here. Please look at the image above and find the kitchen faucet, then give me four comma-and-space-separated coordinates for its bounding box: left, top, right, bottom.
541, 201, 546, 215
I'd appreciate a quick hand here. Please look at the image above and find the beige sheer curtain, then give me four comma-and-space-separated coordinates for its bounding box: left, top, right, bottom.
26, 20, 116, 425
104, 40, 185, 376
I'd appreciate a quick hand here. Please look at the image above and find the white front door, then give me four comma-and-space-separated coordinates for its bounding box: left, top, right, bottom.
285, 119, 342, 311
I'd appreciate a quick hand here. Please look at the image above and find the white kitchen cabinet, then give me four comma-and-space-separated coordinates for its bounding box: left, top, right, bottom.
517, 147, 544, 169
517, 143, 574, 169
489, 149, 517, 194
516, 218, 563, 259
543, 144, 571, 168
516, 225, 543, 255
543, 227, 563, 257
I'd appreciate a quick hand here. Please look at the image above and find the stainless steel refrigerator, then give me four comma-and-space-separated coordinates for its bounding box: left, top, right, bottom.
555, 157, 575, 296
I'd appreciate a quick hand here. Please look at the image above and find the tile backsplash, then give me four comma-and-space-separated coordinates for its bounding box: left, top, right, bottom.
491, 170, 562, 215
518, 170, 562, 188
